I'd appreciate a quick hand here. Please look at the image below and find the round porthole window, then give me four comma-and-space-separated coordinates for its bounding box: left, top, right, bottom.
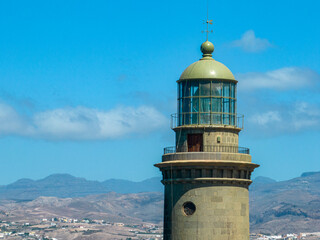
183, 201, 196, 216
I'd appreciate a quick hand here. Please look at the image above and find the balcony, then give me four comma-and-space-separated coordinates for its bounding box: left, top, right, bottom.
170, 113, 244, 129
164, 145, 250, 155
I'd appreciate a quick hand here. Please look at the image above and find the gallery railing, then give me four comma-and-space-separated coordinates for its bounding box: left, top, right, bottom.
163, 145, 250, 154
170, 113, 244, 129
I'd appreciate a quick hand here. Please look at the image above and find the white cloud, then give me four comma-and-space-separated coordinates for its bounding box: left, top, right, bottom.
293, 102, 320, 117
249, 102, 320, 133
231, 30, 272, 53
237, 67, 320, 91
0, 103, 167, 140
291, 102, 320, 130
0, 103, 30, 135
250, 111, 281, 126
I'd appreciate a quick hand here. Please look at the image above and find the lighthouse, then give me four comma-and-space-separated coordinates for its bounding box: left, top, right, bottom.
155, 39, 259, 240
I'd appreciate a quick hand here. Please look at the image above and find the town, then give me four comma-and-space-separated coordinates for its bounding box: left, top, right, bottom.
0, 218, 163, 240
1, 217, 320, 240
250, 232, 320, 240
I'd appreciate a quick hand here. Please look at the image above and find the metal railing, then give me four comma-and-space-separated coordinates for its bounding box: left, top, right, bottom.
170, 113, 244, 129
163, 145, 250, 154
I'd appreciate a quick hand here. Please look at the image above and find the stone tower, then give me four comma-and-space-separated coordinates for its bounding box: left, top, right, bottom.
155, 40, 259, 240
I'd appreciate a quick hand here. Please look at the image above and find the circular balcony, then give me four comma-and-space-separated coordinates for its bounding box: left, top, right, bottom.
164, 145, 250, 155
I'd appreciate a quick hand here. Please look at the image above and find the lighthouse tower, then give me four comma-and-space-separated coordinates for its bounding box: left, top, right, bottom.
155, 40, 259, 240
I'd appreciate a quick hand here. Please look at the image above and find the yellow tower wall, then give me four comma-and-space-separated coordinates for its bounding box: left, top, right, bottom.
164, 183, 249, 240
175, 128, 239, 151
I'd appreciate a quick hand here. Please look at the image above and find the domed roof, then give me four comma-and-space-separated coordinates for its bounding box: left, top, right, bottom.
179, 41, 235, 81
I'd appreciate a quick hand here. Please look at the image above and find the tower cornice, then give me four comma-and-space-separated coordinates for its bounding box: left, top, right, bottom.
155, 160, 259, 169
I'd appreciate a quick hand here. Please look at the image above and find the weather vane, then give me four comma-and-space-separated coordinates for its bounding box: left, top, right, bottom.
202, 20, 213, 41
202, 0, 213, 41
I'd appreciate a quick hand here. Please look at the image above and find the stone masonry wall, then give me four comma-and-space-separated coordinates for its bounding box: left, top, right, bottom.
175, 128, 239, 151
164, 183, 249, 240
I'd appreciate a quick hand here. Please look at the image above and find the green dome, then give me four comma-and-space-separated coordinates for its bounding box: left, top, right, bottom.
179, 60, 235, 80
179, 41, 235, 81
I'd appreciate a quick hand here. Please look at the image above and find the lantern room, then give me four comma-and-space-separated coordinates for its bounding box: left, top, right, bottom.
172, 41, 242, 129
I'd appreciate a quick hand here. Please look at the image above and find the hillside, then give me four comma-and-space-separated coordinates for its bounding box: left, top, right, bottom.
250, 172, 320, 234
0, 192, 163, 225
1, 172, 320, 234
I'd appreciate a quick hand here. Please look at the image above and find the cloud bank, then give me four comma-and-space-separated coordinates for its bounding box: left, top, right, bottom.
249, 102, 320, 133
0, 103, 167, 140
231, 30, 272, 53
237, 67, 320, 91
237, 66, 320, 135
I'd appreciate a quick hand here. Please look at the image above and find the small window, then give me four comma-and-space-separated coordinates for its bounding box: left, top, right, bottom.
211, 82, 222, 96
190, 81, 199, 97
191, 98, 199, 113
230, 99, 236, 113
199, 81, 210, 96
183, 81, 190, 97
179, 99, 183, 114
200, 113, 210, 124
178, 83, 183, 99
200, 98, 211, 112
183, 202, 196, 216
230, 83, 236, 98
223, 82, 230, 97
211, 97, 221, 112
223, 98, 230, 113
183, 98, 191, 112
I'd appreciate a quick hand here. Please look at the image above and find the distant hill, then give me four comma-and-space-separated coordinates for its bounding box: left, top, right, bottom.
0, 174, 162, 200
1, 172, 320, 234
0, 192, 163, 224
252, 176, 277, 185
250, 171, 320, 234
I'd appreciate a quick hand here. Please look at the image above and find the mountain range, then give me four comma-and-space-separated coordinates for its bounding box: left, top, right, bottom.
1, 172, 320, 234
0, 174, 162, 200
249, 171, 320, 234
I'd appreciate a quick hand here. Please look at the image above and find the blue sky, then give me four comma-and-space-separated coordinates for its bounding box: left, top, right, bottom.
0, 0, 319, 184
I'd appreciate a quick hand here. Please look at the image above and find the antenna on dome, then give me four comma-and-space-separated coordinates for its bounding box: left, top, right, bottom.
202, 0, 213, 41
